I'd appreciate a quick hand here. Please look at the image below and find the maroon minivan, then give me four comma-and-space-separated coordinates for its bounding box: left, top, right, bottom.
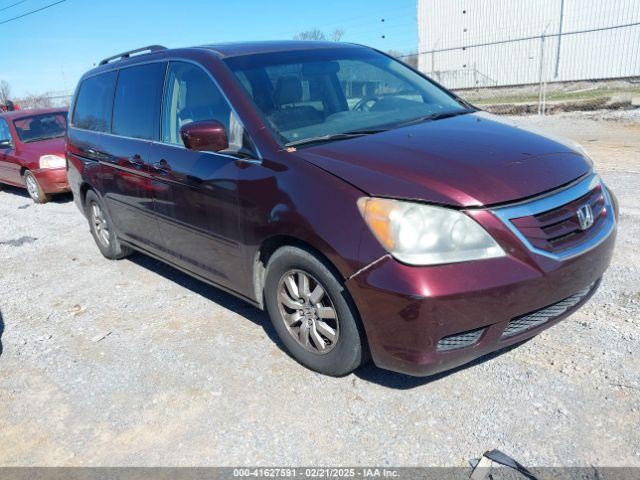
67, 42, 617, 376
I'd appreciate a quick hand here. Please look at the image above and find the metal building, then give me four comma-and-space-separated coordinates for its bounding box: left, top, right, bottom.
417, 0, 640, 89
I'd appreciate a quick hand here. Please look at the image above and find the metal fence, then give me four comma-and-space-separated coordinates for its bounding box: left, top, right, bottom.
410, 0, 640, 115
14, 91, 72, 110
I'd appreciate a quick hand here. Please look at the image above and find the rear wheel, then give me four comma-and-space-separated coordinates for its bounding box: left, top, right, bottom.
24, 170, 49, 204
264, 246, 366, 376
85, 190, 131, 260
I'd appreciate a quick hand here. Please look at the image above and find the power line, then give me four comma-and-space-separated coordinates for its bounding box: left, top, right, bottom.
298, 4, 416, 33
0, 0, 29, 12
275, 4, 417, 39
335, 16, 418, 37
399, 21, 640, 57
0, 0, 66, 25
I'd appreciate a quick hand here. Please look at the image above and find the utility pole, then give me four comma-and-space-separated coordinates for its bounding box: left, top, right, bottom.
554, 0, 565, 78
538, 34, 546, 115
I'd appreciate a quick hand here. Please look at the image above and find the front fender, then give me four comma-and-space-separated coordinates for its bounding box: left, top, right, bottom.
235, 155, 376, 301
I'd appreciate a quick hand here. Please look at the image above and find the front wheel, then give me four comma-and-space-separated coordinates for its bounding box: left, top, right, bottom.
85, 190, 131, 260
264, 246, 366, 376
24, 170, 50, 204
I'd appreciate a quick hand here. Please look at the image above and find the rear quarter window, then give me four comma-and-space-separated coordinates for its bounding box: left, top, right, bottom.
73, 71, 117, 132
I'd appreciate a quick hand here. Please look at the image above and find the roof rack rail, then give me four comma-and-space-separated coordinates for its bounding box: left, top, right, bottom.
98, 45, 168, 66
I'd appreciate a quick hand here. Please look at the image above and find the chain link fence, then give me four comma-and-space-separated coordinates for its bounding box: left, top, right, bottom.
410, 0, 640, 116
13, 91, 72, 110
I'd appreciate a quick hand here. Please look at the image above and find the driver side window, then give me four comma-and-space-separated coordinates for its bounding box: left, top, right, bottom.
0, 118, 11, 143
161, 62, 232, 146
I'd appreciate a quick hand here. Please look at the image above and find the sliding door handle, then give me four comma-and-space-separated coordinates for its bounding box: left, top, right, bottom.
152, 159, 172, 175
129, 154, 144, 168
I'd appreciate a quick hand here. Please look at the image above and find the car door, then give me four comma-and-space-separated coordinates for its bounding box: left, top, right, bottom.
148, 61, 243, 289
0, 117, 19, 185
99, 63, 165, 248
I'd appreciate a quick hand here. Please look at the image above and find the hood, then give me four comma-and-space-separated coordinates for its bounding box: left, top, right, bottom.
296, 112, 592, 207
18, 137, 66, 158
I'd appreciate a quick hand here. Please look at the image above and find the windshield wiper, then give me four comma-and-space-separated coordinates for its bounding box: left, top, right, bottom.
395, 108, 476, 128
285, 129, 386, 148
283, 109, 474, 148
24, 134, 63, 143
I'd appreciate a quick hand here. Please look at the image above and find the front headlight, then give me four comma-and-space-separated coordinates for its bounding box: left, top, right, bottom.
357, 197, 505, 266
39, 154, 66, 169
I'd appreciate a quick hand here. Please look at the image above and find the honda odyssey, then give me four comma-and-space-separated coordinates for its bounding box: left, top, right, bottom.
67, 42, 617, 376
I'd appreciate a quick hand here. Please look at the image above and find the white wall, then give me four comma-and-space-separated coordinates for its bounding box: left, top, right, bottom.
417, 0, 640, 88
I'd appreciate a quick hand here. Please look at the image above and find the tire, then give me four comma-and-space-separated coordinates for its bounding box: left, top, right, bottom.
264, 246, 366, 376
24, 170, 50, 204
85, 189, 131, 260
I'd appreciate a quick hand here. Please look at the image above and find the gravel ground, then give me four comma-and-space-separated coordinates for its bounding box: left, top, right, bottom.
0, 116, 639, 467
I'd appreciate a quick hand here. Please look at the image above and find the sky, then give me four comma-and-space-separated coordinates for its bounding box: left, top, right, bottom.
1, 0, 418, 98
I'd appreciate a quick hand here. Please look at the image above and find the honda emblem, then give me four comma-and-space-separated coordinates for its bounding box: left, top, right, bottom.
577, 204, 594, 230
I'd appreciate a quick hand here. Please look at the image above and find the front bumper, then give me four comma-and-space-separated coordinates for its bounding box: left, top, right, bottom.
347, 184, 617, 377
33, 167, 70, 194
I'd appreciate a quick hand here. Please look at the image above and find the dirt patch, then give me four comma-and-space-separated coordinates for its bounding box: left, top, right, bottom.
0, 236, 38, 247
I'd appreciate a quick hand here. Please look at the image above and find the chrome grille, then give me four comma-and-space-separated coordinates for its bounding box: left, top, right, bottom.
510, 185, 607, 254
502, 282, 595, 338
492, 174, 616, 261
437, 328, 484, 351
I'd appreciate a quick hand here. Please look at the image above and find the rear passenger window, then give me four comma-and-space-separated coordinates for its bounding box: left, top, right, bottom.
112, 63, 165, 140
73, 71, 116, 132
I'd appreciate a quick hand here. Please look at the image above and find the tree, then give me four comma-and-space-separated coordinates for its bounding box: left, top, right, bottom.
386, 50, 419, 69
293, 28, 344, 42
293, 29, 326, 41
0, 80, 11, 104
331, 29, 344, 42
18, 93, 53, 109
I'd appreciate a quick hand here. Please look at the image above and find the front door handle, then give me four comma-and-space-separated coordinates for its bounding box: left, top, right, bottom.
152, 159, 172, 175
129, 154, 144, 168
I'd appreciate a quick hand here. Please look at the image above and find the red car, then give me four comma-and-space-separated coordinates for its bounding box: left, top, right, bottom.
1, 100, 20, 112
0, 108, 69, 203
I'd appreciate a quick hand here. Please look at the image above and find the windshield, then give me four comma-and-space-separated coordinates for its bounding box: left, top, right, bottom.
224, 47, 470, 146
13, 112, 67, 143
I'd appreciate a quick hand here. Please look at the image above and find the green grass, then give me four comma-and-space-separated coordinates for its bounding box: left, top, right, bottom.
468, 87, 640, 105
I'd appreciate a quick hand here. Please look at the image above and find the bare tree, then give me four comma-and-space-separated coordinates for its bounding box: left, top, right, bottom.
293, 29, 327, 41
0, 80, 11, 104
386, 50, 419, 69
18, 93, 53, 110
293, 28, 345, 42
402, 54, 418, 69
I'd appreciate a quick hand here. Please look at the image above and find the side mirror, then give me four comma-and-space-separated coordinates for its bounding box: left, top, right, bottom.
180, 121, 228, 153
0, 139, 11, 150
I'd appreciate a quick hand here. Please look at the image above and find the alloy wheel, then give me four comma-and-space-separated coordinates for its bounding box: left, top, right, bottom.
90, 202, 110, 247
277, 269, 339, 354
25, 173, 40, 201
